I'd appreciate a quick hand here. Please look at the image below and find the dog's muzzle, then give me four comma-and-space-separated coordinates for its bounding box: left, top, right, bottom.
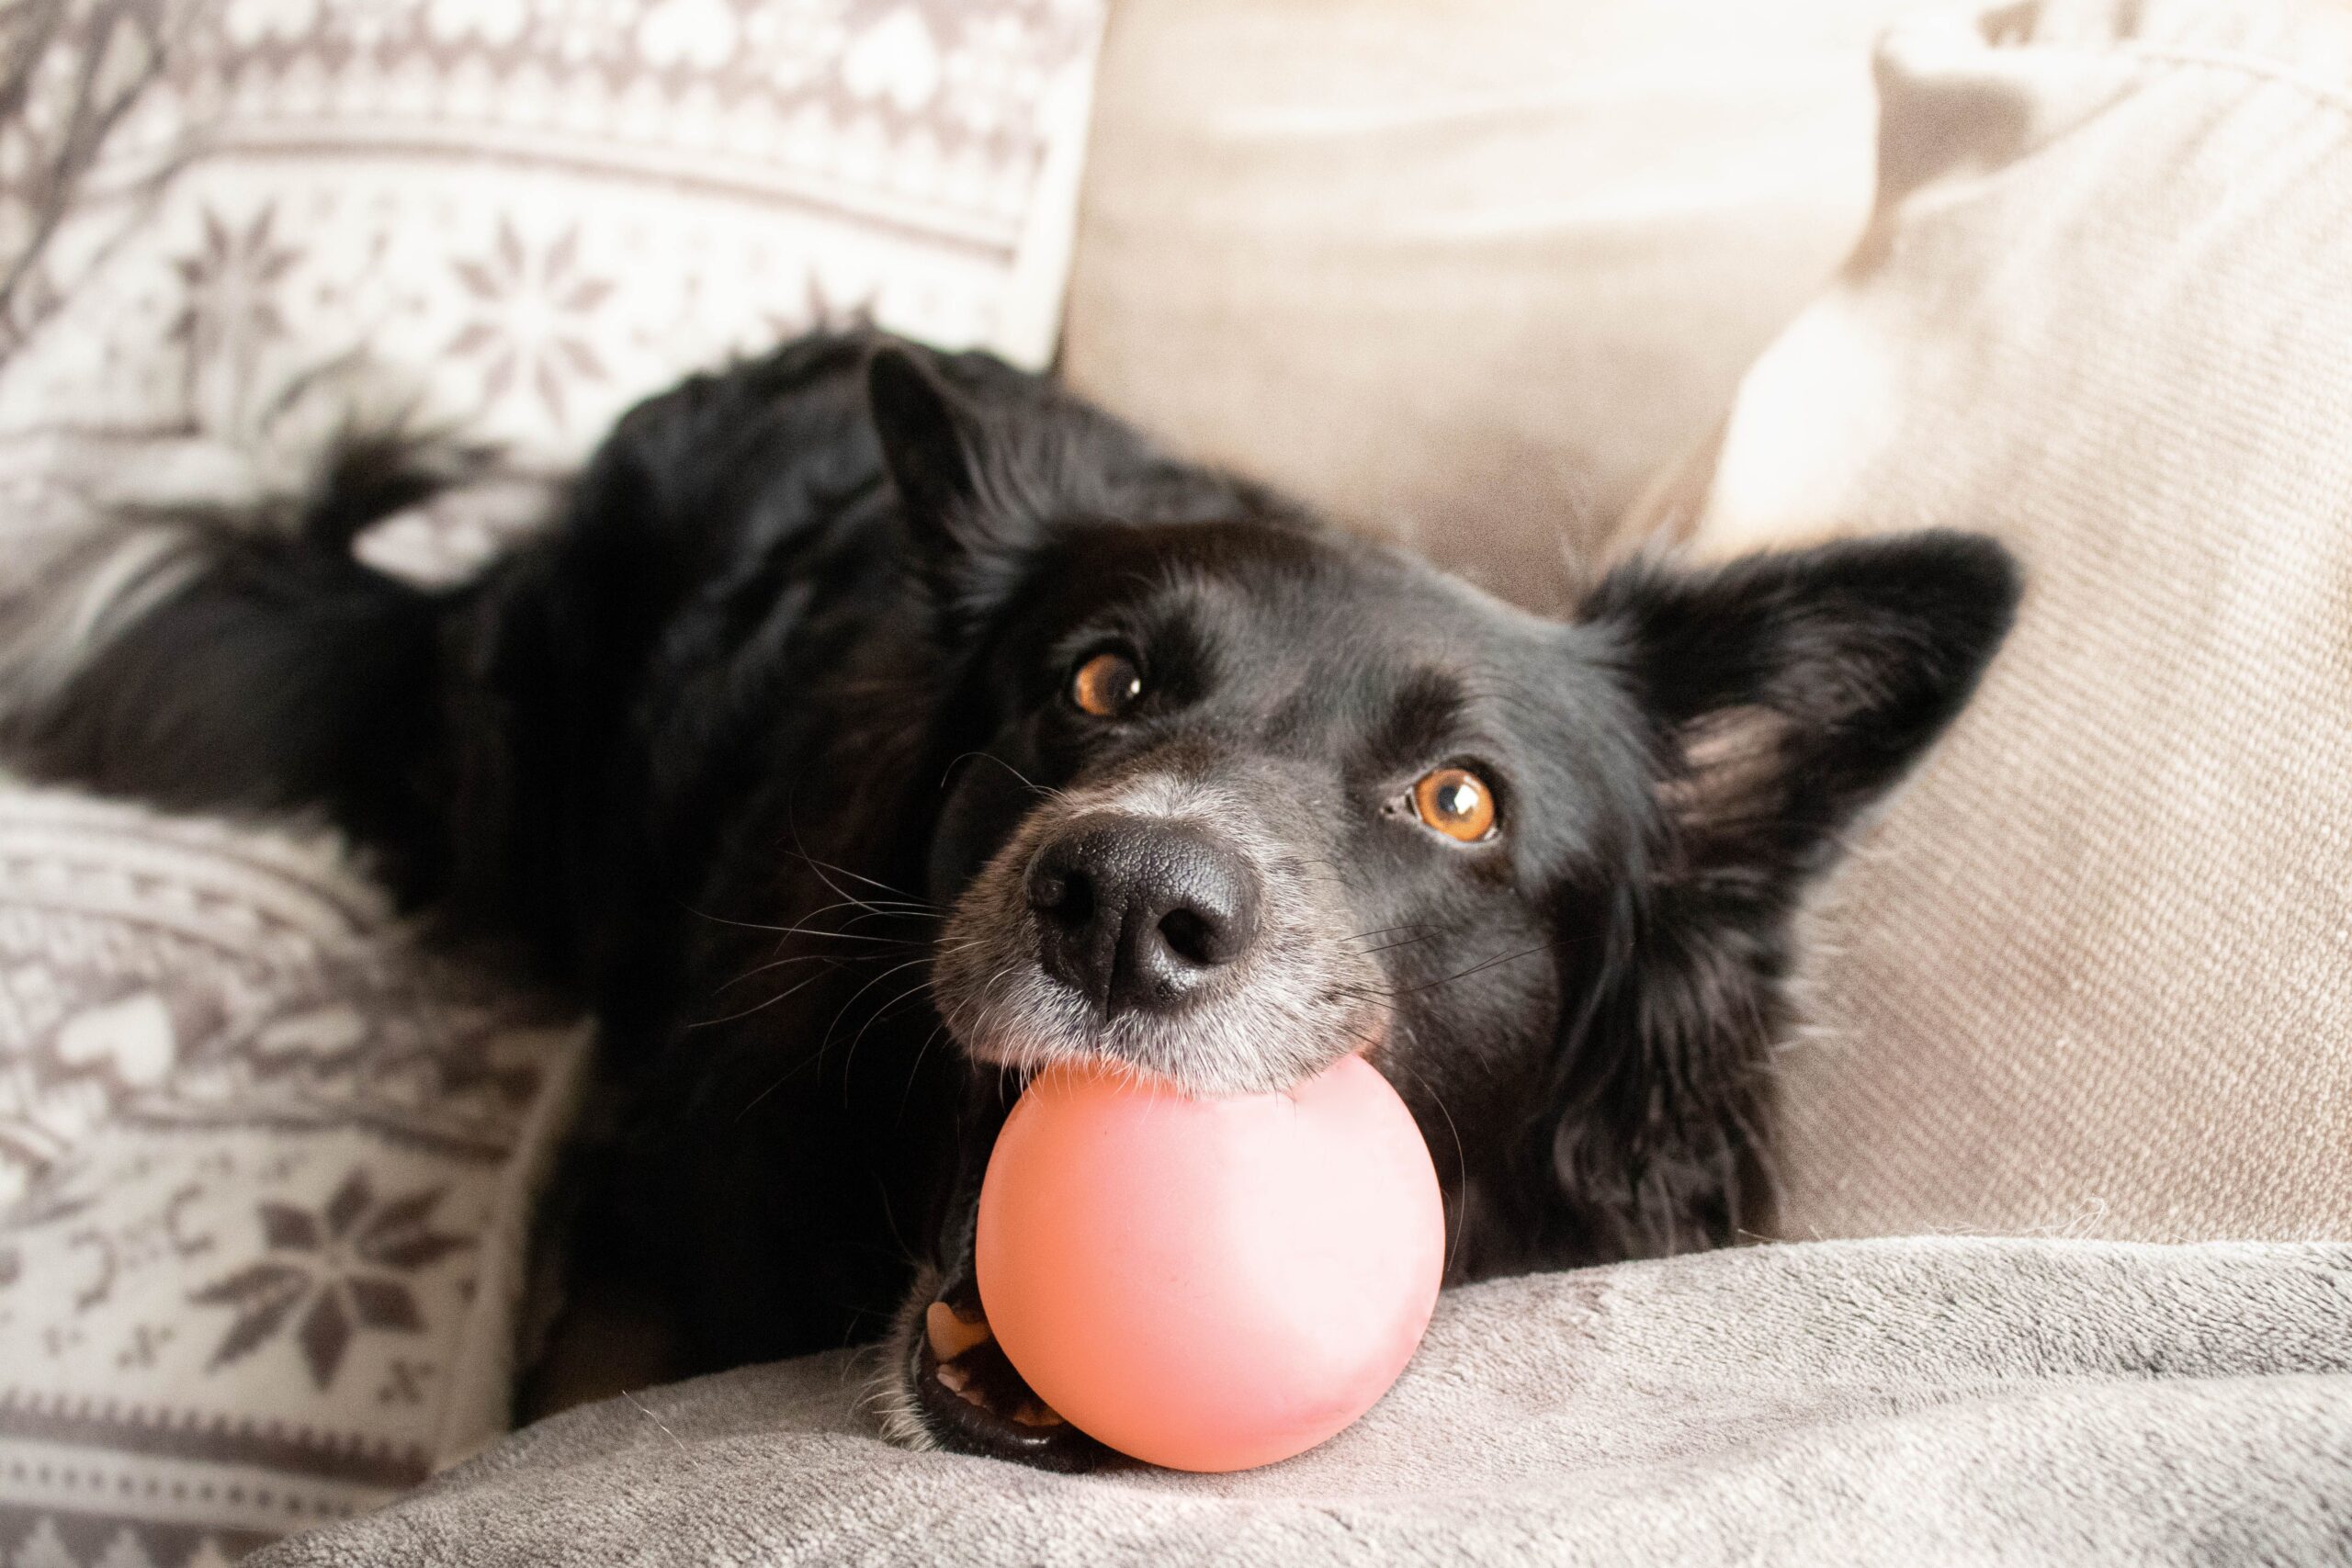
931, 769, 1388, 1096
899, 771, 1399, 1460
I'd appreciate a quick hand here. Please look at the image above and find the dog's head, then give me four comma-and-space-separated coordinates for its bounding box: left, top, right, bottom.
864, 348, 2019, 1466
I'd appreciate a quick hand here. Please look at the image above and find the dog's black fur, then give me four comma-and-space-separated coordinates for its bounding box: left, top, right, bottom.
1, 333, 2018, 1468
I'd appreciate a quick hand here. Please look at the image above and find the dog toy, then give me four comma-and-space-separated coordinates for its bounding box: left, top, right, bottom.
975, 1053, 1444, 1472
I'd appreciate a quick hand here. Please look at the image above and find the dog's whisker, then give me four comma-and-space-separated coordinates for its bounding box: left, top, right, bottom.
1354, 931, 1441, 958
1339, 922, 1430, 945
685, 899, 930, 942
813, 955, 940, 1085
795, 866, 934, 929
726, 964, 932, 1122
752, 925, 928, 949
872, 1171, 919, 1281
768, 897, 935, 936
696, 966, 837, 1038
836, 975, 941, 1102
1376, 1047, 1471, 1280
788, 894, 939, 923
1328, 934, 1595, 1008
778, 805, 942, 909
896, 1019, 952, 1128
709, 951, 851, 997
704, 928, 990, 1001
940, 749, 1069, 804
710, 928, 973, 996
783, 840, 939, 909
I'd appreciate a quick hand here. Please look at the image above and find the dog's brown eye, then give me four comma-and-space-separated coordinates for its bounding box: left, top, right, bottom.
1069, 650, 1143, 717
1411, 767, 1498, 842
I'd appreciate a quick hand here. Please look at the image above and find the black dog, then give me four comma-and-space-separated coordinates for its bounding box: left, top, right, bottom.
0, 333, 2018, 1468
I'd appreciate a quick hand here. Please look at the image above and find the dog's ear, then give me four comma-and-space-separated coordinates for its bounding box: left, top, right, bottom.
866, 345, 1037, 634
1544, 530, 2021, 1258
1587, 528, 2021, 884
867, 345, 976, 530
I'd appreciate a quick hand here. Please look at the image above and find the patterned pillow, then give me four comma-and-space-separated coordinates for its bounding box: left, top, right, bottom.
0, 789, 589, 1565
0, 0, 1104, 1562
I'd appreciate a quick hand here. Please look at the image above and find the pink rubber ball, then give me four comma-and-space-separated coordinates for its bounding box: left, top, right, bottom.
975, 1054, 1445, 1472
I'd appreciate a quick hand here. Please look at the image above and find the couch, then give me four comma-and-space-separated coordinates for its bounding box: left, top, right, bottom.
3, 1, 2347, 1563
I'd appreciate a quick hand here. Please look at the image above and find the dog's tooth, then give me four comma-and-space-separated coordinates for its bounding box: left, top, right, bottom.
1011, 1400, 1066, 1428
925, 1299, 994, 1361
935, 1361, 972, 1394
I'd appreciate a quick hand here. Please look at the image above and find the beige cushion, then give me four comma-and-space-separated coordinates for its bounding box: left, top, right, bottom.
1062, 0, 1919, 609
1640, 0, 2352, 1243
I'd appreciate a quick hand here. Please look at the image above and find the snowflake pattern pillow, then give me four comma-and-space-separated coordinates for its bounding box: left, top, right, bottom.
0, 0, 1102, 473
0, 790, 591, 1566
0, 0, 1106, 1562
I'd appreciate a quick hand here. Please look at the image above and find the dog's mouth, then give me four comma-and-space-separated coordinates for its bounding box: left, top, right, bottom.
901, 839, 1394, 1470
893, 986, 1396, 1467
906, 1259, 1111, 1472
900, 1169, 1113, 1472
889, 1024, 1387, 1470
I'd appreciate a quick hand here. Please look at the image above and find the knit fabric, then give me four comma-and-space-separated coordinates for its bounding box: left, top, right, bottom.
1631, 0, 2352, 1244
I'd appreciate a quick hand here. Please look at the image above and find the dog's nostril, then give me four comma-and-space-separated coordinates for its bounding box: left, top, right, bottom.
1027, 863, 1094, 930
1156, 907, 1217, 968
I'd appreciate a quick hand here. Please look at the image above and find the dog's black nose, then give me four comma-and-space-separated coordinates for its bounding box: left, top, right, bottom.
1026, 815, 1261, 1018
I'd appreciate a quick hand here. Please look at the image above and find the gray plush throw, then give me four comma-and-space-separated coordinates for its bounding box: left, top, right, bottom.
250, 1237, 2352, 1565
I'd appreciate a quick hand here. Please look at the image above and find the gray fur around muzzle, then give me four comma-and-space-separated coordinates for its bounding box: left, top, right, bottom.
931, 770, 1390, 1096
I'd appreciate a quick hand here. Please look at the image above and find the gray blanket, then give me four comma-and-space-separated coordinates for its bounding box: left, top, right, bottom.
253, 1237, 2352, 1565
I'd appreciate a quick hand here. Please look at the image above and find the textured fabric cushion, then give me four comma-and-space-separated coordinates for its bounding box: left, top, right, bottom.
1058, 0, 1915, 609
245, 1237, 2352, 1567
0, 0, 1100, 476
1622, 0, 2352, 1243
0, 1, 1104, 1562
0, 788, 590, 1563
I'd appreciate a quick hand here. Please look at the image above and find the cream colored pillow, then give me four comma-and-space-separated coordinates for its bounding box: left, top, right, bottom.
1638, 0, 2352, 1242
1061, 0, 1925, 609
